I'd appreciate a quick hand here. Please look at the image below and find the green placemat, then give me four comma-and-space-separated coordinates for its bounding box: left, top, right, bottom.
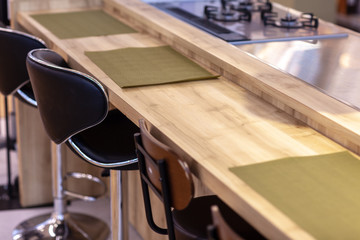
230, 151, 360, 240
85, 46, 219, 87
31, 10, 136, 39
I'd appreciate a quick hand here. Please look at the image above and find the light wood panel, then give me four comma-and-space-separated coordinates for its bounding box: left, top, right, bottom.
0, 95, 14, 117
15, 98, 52, 206
15, 3, 358, 240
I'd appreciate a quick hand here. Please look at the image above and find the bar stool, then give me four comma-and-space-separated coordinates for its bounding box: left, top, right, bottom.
12, 48, 138, 239
135, 119, 266, 240
0, 27, 46, 197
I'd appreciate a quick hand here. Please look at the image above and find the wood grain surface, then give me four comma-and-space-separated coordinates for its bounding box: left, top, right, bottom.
102, 0, 360, 156
14, 1, 360, 239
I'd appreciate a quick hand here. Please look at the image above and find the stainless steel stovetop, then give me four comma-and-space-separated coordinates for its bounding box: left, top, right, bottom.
144, 0, 360, 111
145, 0, 348, 44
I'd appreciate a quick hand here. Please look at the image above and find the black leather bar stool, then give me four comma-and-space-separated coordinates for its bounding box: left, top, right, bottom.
0, 27, 46, 197
12, 48, 138, 239
135, 119, 266, 240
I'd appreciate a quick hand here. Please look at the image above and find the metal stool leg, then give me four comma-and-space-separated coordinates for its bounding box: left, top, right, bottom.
4, 96, 12, 197
12, 143, 110, 240
111, 170, 123, 240
1, 95, 17, 199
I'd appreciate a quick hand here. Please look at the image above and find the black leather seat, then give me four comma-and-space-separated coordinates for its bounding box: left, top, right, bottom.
12, 48, 138, 239
0, 27, 46, 197
26, 48, 138, 170
67, 110, 138, 170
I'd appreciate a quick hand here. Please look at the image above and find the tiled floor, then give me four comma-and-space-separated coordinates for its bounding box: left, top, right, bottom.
0, 115, 142, 240
0, 197, 112, 239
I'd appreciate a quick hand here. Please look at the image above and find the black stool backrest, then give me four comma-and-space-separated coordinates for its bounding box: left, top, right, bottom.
0, 0, 9, 26
135, 119, 194, 239
26, 49, 108, 144
0, 27, 46, 97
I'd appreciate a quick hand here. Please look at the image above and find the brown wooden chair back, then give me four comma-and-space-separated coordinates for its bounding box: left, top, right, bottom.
135, 119, 194, 239
138, 118, 194, 209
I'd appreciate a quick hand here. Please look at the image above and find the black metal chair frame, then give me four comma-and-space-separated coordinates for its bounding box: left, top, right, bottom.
135, 133, 176, 240
207, 225, 219, 240
134, 122, 265, 240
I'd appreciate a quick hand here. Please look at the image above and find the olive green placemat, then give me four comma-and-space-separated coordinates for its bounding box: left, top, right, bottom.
31, 10, 136, 39
85, 46, 219, 87
230, 151, 360, 240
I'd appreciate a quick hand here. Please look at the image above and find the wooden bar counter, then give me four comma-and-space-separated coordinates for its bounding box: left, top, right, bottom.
12, 0, 360, 239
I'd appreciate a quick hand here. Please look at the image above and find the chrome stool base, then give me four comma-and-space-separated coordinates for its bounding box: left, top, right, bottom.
12, 212, 109, 240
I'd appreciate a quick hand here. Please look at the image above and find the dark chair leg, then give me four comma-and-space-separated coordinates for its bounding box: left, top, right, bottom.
4, 96, 12, 197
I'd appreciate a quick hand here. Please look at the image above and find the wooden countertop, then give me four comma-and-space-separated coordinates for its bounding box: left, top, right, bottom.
101, 0, 360, 156
15, 1, 359, 239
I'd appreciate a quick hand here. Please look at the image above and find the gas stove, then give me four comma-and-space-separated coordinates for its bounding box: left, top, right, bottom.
145, 0, 348, 44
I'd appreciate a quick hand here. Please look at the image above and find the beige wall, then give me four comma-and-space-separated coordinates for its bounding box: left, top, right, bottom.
273, 0, 337, 22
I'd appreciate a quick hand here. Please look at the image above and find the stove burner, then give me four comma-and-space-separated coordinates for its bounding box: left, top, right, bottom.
231, 0, 272, 12
204, 0, 274, 22
262, 11, 319, 28
204, 5, 251, 22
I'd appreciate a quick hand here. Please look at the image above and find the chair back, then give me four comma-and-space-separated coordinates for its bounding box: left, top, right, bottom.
0, 27, 46, 103
0, 0, 9, 26
135, 119, 194, 239
26, 48, 108, 144
209, 205, 245, 240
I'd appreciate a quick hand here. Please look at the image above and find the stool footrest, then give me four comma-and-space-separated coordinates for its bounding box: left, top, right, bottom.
64, 172, 106, 201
